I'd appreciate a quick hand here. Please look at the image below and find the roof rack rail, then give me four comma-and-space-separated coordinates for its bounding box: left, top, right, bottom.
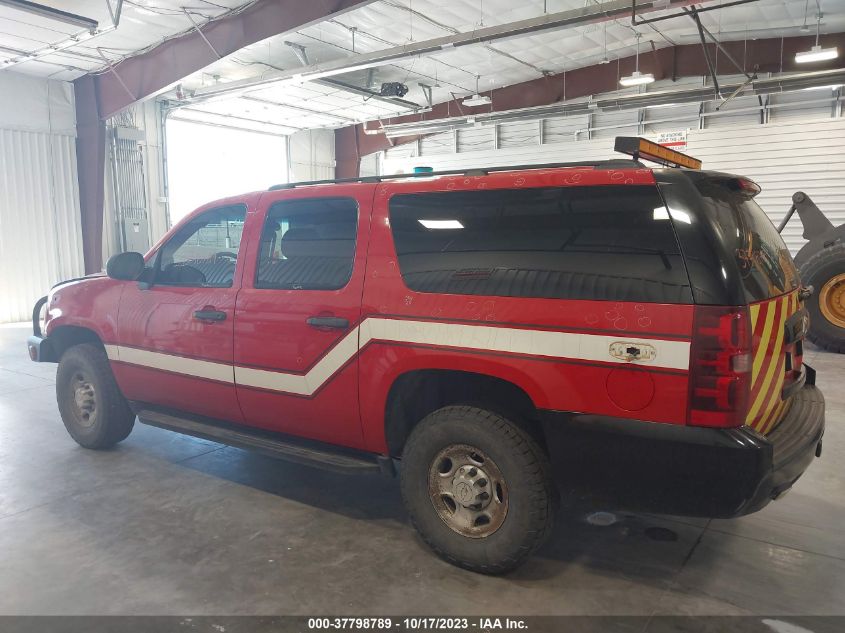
267, 159, 642, 190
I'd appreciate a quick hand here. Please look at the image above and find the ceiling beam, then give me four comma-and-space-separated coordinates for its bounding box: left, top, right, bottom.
89, 0, 377, 120
187, 0, 728, 103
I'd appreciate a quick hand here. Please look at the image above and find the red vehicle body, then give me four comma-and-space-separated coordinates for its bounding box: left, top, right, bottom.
28, 142, 826, 573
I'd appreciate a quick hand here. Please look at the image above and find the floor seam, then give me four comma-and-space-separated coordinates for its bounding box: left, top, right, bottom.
173, 445, 227, 464
0, 383, 56, 397
705, 525, 845, 562
0, 367, 55, 381
641, 519, 711, 625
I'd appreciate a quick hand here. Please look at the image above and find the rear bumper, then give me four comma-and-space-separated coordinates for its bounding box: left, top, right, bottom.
540, 369, 825, 518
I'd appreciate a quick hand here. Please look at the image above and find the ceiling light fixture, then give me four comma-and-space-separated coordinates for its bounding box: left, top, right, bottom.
796, 12, 838, 63
463, 75, 492, 107
599, 21, 610, 64
0, 0, 98, 32
620, 32, 654, 87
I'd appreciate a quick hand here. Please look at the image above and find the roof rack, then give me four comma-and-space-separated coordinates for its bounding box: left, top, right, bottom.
268, 136, 702, 190
267, 159, 642, 190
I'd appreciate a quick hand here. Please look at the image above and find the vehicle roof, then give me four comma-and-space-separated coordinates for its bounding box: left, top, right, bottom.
179, 162, 738, 228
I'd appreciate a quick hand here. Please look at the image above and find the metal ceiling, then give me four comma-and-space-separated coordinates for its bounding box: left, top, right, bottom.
0, 1, 256, 80
1, 0, 844, 132
172, 0, 845, 132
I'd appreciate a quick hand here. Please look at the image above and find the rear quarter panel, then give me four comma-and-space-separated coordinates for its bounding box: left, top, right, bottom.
359, 169, 695, 453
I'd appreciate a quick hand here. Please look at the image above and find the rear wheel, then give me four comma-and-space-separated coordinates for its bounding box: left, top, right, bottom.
400, 406, 556, 574
800, 243, 845, 353
56, 343, 135, 449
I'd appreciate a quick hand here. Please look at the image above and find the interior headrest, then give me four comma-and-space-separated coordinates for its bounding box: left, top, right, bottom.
280, 227, 354, 259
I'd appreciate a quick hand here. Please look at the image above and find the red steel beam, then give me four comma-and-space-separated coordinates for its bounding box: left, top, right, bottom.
95, 0, 375, 120
335, 33, 845, 178
75, 0, 374, 273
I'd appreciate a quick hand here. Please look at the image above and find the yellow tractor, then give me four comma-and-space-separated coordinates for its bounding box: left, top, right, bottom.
779, 192, 845, 353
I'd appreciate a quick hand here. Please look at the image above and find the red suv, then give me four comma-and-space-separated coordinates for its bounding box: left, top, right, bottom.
28, 138, 825, 573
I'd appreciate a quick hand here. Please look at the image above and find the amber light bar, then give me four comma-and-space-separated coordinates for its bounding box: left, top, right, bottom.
614, 137, 703, 170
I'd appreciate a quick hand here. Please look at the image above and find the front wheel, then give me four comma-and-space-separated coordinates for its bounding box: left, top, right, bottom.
56, 343, 135, 449
400, 406, 556, 574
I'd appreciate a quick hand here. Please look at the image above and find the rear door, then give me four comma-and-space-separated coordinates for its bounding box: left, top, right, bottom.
693, 178, 805, 434
233, 189, 372, 449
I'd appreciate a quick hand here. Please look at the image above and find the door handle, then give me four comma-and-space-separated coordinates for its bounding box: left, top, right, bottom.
307, 316, 349, 329
194, 309, 227, 322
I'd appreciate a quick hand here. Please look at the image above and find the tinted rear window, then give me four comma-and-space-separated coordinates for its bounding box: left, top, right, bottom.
695, 180, 799, 301
389, 185, 692, 303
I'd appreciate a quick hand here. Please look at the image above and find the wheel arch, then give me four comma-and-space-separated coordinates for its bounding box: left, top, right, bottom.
48, 324, 105, 359
383, 369, 544, 457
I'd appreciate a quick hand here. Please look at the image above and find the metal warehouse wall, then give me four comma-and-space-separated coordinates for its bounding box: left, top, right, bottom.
0, 72, 84, 324
383, 90, 845, 255
685, 119, 845, 253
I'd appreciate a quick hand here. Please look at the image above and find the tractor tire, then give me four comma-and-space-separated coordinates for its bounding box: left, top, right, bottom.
799, 243, 845, 354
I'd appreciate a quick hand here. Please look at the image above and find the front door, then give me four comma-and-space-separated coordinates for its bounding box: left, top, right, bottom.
234, 192, 370, 449
113, 204, 247, 423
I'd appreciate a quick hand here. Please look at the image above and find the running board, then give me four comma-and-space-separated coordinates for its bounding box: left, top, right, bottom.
136, 409, 389, 476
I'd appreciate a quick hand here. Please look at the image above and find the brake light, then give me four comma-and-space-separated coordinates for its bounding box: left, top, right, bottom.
687, 306, 751, 428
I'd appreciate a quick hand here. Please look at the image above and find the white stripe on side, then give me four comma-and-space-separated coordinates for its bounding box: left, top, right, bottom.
107, 344, 235, 384
235, 327, 360, 395
360, 318, 691, 371
105, 318, 691, 396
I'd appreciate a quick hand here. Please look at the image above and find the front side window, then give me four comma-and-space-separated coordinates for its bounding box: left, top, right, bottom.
255, 197, 358, 290
156, 205, 246, 288
389, 185, 692, 303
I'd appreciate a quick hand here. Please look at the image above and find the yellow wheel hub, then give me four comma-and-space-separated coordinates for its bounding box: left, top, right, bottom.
819, 273, 845, 329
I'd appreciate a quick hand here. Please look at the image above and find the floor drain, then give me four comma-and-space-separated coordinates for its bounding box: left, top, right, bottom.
645, 526, 679, 541
585, 511, 618, 527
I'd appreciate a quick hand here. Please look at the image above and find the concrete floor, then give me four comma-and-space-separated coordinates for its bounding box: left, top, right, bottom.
1, 321, 844, 617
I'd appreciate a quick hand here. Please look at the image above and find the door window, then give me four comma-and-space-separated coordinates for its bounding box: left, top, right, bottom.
156, 205, 246, 287
255, 197, 358, 290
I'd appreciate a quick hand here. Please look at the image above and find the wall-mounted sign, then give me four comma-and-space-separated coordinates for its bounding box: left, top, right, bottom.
655, 130, 688, 151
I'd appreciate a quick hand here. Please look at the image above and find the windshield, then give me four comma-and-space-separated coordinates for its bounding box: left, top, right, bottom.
696, 179, 799, 302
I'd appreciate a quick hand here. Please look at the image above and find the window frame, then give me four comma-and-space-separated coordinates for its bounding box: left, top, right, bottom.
152, 203, 247, 289
253, 196, 360, 292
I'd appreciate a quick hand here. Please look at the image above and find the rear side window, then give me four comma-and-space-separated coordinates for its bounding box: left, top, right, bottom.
256, 197, 358, 290
695, 180, 799, 301
389, 185, 692, 303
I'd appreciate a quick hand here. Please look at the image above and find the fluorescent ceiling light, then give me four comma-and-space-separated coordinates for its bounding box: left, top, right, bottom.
802, 83, 842, 91
620, 71, 655, 87
463, 94, 492, 107
795, 45, 839, 63
419, 219, 464, 229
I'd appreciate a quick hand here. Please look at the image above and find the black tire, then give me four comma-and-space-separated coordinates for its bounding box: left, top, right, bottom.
56, 343, 135, 449
799, 243, 845, 354
400, 405, 556, 574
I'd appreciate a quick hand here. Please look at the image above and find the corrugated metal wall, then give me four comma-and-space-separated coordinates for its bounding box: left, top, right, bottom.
0, 74, 84, 324
686, 118, 845, 253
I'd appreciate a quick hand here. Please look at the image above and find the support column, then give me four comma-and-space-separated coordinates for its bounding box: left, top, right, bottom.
73, 75, 107, 274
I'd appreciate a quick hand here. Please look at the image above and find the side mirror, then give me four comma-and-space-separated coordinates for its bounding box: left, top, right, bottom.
106, 252, 145, 281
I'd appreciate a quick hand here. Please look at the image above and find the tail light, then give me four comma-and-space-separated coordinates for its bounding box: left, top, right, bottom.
687, 306, 751, 428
